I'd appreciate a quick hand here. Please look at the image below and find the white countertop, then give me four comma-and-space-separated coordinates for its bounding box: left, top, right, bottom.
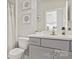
28, 32, 72, 41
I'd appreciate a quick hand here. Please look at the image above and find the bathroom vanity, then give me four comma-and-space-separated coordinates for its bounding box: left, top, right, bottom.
28, 33, 72, 59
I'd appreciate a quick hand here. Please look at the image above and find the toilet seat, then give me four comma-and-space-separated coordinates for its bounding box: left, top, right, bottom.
9, 48, 24, 56
8, 48, 25, 59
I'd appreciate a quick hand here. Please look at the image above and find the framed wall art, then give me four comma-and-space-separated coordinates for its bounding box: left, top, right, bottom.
23, 14, 31, 24
22, 0, 31, 10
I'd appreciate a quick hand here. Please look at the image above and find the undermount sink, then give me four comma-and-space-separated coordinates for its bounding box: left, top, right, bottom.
35, 31, 50, 35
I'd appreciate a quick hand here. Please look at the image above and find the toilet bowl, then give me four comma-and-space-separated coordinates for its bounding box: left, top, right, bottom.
8, 48, 24, 59
8, 37, 29, 59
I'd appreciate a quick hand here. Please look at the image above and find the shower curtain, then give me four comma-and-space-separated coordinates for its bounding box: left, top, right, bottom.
7, 0, 16, 52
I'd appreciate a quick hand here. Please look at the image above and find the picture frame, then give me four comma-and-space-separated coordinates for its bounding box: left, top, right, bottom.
23, 14, 31, 24
22, 0, 31, 10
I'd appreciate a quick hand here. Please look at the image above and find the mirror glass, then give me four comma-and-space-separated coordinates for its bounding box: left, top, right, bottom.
36, 0, 72, 35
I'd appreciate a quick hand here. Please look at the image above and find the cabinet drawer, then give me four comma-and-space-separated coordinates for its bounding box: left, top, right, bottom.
29, 45, 54, 59
41, 39, 71, 51
29, 37, 40, 45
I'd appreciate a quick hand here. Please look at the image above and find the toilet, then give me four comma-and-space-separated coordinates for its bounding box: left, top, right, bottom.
8, 37, 29, 59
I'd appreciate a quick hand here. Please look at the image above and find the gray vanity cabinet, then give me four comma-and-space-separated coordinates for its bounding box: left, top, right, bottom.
29, 45, 54, 59
29, 37, 72, 59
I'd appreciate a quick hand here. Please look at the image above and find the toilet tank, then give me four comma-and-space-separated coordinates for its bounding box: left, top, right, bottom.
18, 37, 29, 49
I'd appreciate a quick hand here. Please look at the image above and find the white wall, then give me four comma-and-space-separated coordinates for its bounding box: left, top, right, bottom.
16, 0, 37, 37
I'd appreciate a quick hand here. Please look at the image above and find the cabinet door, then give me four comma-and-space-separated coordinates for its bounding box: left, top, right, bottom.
29, 45, 54, 59
54, 56, 72, 59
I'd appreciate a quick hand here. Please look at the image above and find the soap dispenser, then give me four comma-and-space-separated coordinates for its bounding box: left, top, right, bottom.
61, 27, 66, 35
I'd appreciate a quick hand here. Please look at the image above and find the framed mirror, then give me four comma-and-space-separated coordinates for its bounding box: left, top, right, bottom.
36, 0, 72, 35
